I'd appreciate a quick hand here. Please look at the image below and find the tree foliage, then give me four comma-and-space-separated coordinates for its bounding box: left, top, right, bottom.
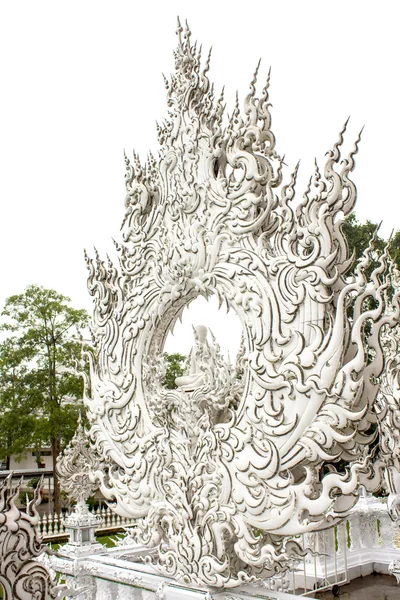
0, 285, 89, 512
163, 352, 186, 389
343, 213, 400, 272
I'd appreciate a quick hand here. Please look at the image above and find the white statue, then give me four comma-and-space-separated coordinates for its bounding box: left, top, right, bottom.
82, 20, 400, 588
176, 325, 214, 391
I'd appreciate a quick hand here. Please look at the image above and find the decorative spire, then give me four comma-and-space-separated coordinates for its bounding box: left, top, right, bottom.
56, 414, 101, 505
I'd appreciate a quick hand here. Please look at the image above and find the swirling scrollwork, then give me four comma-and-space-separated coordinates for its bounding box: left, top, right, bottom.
83, 19, 400, 587
374, 275, 400, 525
0, 475, 56, 599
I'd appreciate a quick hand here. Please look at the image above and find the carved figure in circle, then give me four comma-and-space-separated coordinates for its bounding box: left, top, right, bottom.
175, 324, 213, 391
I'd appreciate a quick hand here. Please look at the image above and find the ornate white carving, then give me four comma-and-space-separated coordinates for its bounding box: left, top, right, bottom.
373, 307, 400, 528
0, 475, 55, 599
83, 20, 400, 588
56, 414, 104, 559
57, 413, 101, 505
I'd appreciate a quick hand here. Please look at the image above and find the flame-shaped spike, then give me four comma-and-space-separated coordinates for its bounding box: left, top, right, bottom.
106, 253, 113, 269
184, 19, 191, 37
261, 66, 272, 97
213, 87, 226, 124
234, 91, 240, 113
162, 73, 169, 90
314, 158, 321, 181
342, 126, 364, 174
176, 16, 183, 46
289, 162, 300, 190
183, 19, 192, 50
192, 41, 198, 62
203, 46, 213, 75
304, 175, 312, 200
250, 59, 261, 95
329, 118, 350, 164
124, 149, 131, 171
244, 59, 262, 125
112, 238, 121, 251
148, 150, 156, 168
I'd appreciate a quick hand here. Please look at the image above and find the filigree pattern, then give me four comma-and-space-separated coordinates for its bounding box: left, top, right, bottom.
83, 20, 400, 587
57, 414, 101, 504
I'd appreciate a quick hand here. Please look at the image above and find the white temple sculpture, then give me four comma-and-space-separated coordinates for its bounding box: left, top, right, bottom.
81, 19, 400, 588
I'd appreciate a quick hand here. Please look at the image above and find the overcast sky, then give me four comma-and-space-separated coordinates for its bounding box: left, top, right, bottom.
1, 1, 399, 357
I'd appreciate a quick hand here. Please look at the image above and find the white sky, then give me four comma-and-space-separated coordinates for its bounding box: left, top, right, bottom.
1, 0, 399, 357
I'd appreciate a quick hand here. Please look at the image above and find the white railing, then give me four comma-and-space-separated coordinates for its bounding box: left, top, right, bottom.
46, 494, 400, 598
38, 506, 136, 539
288, 494, 400, 595
261, 494, 400, 596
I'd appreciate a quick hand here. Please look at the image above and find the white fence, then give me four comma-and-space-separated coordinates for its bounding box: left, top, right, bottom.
42, 494, 400, 597
262, 494, 400, 595
39, 506, 136, 539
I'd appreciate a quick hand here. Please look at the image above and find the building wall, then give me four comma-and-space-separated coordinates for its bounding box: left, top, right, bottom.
9, 449, 53, 471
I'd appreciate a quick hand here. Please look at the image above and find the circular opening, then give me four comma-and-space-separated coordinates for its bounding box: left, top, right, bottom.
164, 295, 243, 361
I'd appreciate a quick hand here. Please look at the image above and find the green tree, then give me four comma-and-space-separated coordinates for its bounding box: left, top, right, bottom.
0, 338, 36, 469
163, 352, 186, 389
343, 213, 400, 271
0, 285, 89, 512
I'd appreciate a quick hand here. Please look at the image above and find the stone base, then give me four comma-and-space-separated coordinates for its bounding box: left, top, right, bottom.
59, 540, 106, 558
50, 545, 300, 600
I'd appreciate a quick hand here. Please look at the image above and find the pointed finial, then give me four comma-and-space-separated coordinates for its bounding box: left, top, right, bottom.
250, 59, 261, 90
161, 73, 169, 90
184, 19, 191, 38
233, 91, 240, 118
176, 16, 183, 46
203, 46, 212, 75
123, 149, 130, 169
106, 253, 113, 268
262, 67, 271, 94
